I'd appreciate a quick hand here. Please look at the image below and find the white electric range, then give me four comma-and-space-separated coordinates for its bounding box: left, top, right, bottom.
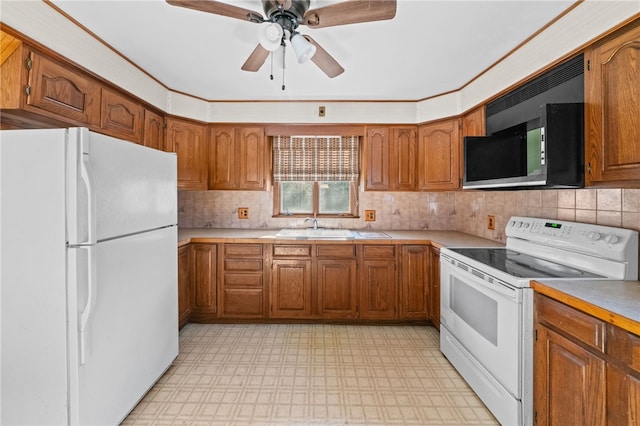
439, 216, 638, 426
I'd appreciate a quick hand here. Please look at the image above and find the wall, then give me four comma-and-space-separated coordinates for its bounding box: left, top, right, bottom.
179, 187, 640, 243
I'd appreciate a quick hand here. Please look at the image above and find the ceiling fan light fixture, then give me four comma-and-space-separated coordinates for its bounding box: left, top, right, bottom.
290, 32, 316, 64
258, 22, 283, 51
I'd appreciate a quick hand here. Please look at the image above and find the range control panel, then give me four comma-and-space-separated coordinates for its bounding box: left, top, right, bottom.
506, 216, 639, 261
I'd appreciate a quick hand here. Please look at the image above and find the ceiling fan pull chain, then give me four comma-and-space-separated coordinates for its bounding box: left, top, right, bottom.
282, 44, 286, 91
270, 51, 274, 81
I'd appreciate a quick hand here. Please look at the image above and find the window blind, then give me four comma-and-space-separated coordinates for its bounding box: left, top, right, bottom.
272, 136, 360, 182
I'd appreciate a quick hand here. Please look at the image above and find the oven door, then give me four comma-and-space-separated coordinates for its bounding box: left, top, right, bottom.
440, 255, 522, 397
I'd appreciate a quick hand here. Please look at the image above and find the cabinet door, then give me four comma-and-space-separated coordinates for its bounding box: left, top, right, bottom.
428, 246, 441, 329
534, 325, 606, 425
360, 259, 397, 320
365, 127, 390, 190
166, 118, 208, 190
237, 127, 266, 190
317, 259, 357, 319
26, 50, 101, 126
399, 245, 429, 320
143, 109, 164, 150
190, 244, 217, 318
461, 106, 485, 137
417, 118, 461, 190
209, 126, 235, 189
177, 245, 191, 329
270, 259, 313, 318
100, 86, 142, 143
585, 23, 640, 185
390, 126, 417, 190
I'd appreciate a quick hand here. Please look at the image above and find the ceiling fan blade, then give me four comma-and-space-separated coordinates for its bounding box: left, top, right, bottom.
166, 0, 263, 23
304, 36, 344, 78
302, 0, 396, 28
241, 44, 270, 72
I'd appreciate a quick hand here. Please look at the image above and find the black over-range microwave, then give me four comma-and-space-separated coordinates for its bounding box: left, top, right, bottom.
462, 103, 584, 190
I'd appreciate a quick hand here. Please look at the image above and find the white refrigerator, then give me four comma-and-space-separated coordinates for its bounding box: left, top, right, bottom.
0, 128, 179, 425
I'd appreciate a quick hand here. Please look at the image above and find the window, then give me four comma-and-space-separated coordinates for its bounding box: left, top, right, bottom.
272, 136, 360, 217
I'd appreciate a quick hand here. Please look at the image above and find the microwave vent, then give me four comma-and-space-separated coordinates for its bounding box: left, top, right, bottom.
486, 54, 584, 118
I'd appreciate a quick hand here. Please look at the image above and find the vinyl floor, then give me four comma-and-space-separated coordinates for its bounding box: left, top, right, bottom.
122, 323, 498, 425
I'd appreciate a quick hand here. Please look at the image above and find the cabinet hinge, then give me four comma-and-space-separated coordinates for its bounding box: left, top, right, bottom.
24, 85, 31, 96
587, 162, 592, 175
25, 56, 32, 71
535, 329, 538, 341
586, 59, 590, 71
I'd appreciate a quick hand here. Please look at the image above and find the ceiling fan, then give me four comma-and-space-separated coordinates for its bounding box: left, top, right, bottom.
166, 0, 397, 80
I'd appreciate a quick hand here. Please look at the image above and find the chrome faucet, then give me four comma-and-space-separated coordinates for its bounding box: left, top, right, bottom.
304, 217, 318, 229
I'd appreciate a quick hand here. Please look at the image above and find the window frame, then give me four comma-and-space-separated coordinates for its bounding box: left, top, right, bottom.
272, 181, 359, 218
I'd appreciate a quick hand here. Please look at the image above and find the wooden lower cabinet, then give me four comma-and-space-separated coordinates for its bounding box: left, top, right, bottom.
270, 244, 313, 318
317, 244, 357, 319
428, 246, 441, 329
177, 244, 191, 329
399, 245, 429, 320
360, 245, 397, 320
219, 243, 265, 319
190, 244, 217, 320
534, 293, 640, 425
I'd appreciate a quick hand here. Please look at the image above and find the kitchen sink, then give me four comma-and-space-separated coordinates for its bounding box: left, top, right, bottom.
274, 228, 354, 239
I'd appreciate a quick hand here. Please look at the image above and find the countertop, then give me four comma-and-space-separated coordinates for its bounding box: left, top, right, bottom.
531, 279, 640, 336
177, 228, 504, 249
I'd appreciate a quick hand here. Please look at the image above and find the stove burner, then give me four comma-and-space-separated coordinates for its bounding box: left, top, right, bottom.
448, 248, 604, 279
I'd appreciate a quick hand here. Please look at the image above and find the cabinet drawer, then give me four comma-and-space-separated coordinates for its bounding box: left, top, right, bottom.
362, 245, 396, 259
273, 244, 312, 257
224, 273, 263, 288
536, 294, 606, 353
225, 244, 263, 257
608, 326, 640, 373
224, 259, 262, 272
316, 244, 356, 258
222, 288, 264, 317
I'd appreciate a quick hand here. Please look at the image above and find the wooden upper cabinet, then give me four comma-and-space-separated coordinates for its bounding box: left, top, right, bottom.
209, 126, 266, 190
461, 106, 485, 137
417, 118, 461, 190
585, 21, 640, 185
365, 126, 416, 191
1, 43, 101, 128
365, 127, 390, 190
100, 86, 142, 143
390, 127, 417, 190
142, 109, 164, 150
166, 117, 208, 190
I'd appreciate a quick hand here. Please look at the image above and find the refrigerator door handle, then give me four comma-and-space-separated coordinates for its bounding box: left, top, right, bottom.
80, 151, 97, 245
79, 245, 97, 365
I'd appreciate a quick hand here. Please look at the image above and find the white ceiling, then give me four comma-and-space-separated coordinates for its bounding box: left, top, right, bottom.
48, 0, 575, 102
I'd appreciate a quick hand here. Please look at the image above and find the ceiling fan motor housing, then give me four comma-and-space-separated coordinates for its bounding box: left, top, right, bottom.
263, 0, 309, 29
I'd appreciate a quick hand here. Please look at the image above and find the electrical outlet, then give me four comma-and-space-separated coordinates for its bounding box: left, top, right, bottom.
238, 207, 249, 219
364, 210, 376, 221
487, 215, 495, 230
318, 106, 326, 117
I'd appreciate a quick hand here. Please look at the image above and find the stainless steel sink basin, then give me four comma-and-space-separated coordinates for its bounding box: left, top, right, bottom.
275, 228, 354, 239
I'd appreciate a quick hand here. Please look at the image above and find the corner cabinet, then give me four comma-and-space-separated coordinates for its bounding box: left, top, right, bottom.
417, 118, 461, 190
584, 21, 640, 186
142, 108, 164, 150
209, 126, 267, 190
166, 117, 208, 190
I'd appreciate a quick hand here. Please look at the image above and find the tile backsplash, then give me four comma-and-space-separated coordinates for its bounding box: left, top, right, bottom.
179, 188, 640, 244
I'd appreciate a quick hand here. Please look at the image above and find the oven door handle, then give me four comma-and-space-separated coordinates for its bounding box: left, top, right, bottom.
442, 260, 520, 301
